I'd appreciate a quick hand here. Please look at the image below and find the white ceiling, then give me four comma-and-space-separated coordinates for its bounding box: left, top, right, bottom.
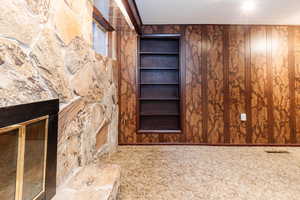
135, 0, 300, 25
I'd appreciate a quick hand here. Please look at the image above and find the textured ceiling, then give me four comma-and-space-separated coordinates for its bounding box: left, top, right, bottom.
135, 0, 300, 25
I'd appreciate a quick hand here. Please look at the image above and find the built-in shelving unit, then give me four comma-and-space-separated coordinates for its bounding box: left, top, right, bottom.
137, 36, 182, 133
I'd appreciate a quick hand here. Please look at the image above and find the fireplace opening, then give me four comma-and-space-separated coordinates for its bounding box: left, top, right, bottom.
0, 128, 19, 200
0, 116, 48, 200
0, 100, 59, 200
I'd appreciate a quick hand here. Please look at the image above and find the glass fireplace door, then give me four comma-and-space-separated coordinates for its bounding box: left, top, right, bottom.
0, 127, 21, 200
0, 116, 48, 200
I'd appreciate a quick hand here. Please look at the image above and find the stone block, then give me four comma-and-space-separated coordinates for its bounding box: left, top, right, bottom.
0, 38, 53, 107
96, 123, 109, 150
53, 164, 121, 200
71, 63, 104, 102
25, 0, 51, 22
53, 0, 83, 45
0, 0, 44, 45
90, 103, 106, 133
31, 29, 74, 103
65, 37, 95, 74
58, 98, 86, 143
57, 133, 82, 185
64, 0, 93, 44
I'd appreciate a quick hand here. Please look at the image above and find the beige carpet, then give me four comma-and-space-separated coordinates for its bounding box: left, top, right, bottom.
100, 146, 300, 200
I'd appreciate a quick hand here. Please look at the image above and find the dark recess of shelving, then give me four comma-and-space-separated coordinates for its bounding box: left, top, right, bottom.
137, 35, 182, 133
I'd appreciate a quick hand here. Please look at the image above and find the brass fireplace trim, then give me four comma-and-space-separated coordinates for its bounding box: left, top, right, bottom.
0, 115, 49, 200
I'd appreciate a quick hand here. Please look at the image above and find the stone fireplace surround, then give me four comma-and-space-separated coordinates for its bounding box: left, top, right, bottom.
0, 0, 120, 187
0, 99, 59, 200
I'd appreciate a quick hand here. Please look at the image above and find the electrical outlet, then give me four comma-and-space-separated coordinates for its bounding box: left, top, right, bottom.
241, 113, 247, 121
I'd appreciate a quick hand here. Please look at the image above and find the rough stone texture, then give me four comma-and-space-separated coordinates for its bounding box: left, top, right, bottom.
25, 0, 51, 22
0, 0, 43, 45
53, 164, 120, 200
0, 38, 54, 107
0, 0, 119, 188
31, 28, 74, 103
64, 0, 93, 45
65, 37, 94, 74
53, 0, 80, 44
96, 123, 109, 150
71, 62, 104, 102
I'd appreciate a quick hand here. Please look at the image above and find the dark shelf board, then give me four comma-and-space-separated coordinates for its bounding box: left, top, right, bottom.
140, 83, 179, 85
140, 67, 179, 70
139, 98, 180, 101
140, 113, 180, 116
138, 130, 182, 134
139, 52, 179, 55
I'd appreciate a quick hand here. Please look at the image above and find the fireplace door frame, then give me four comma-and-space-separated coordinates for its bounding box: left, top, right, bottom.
0, 116, 49, 200
0, 99, 59, 200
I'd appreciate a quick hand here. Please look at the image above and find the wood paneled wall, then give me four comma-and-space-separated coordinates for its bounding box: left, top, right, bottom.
118, 24, 300, 145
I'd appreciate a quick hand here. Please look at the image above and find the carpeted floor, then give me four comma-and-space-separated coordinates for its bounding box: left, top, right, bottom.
100, 146, 300, 200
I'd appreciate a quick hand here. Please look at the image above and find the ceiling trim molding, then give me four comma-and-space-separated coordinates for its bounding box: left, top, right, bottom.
93, 6, 115, 32
132, 0, 143, 26
122, 0, 143, 34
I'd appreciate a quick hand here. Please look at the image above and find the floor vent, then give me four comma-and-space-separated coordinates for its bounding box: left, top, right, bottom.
265, 150, 290, 154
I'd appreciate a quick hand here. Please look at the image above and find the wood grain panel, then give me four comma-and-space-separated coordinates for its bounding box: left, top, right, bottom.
118, 21, 137, 144
294, 28, 300, 143
185, 25, 203, 143
143, 25, 182, 35
245, 27, 253, 143
250, 26, 268, 144
119, 24, 300, 145
288, 27, 296, 143
137, 134, 159, 143
223, 26, 230, 143
228, 26, 247, 144
206, 25, 224, 144
266, 27, 275, 143
160, 134, 181, 143
271, 26, 290, 144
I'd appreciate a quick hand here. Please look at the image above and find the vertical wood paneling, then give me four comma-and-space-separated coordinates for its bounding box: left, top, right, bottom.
201, 26, 209, 143
295, 28, 300, 143
266, 27, 275, 143
228, 26, 247, 144
288, 27, 297, 143
118, 23, 138, 144
143, 25, 182, 35
206, 25, 224, 144
223, 26, 230, 143
245, 27, 253, 143
119, 25, 300, 145
137, 134, 159, 144
161, 134, 181, 143
271, 26, 290, 144
185, 25, 203, 143
250, 26, 268, 144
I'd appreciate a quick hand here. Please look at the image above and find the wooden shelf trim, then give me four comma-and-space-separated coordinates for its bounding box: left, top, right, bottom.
137, 35, 183, 133
139, 98, 180, 101
93, 6, 114, 32
140, 113, 180, 116
139, 51, 179, 55
140, 83, 179, 85
138, 130, 182, 134
140, 67, 179, 70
